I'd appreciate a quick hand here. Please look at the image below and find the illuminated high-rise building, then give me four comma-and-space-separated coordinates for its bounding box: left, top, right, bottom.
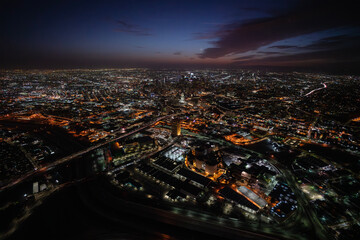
171, 118, 181, 137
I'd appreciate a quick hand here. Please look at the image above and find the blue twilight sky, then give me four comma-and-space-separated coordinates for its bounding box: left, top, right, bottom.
1, 0, 360, 72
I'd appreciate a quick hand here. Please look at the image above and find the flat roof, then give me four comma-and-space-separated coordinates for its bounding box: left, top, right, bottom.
219, 187, 259, 211
177, 168, 213, 187
238, 186, 267, 208
138, 164, 202, 197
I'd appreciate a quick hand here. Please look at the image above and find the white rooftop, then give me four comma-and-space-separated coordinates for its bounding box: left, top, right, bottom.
238, 186, 267, 208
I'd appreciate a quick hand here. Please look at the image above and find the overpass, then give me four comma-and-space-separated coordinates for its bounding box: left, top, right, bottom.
0, 113, 179, 192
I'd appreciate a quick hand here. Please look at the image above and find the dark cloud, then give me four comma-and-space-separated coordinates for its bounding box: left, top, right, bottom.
173, 51, 182, 55
235, 55, 255, 60
114, 20, 151, 36
233, 45, 360, 72
269, 45, 297, 49
268, 34, 360, 53
117, 20, 135, 29
234, 33, 360, 72
199, 0, 360, 59
299, 34, 360, 50
257, 51, 282, 55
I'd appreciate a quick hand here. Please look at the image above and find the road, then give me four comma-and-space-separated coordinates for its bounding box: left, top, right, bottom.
78, 177, 292, 240
0, 175, 98, 240
0, 113, 179, 192
304, 82, 327, 97
266, 138, 330, 240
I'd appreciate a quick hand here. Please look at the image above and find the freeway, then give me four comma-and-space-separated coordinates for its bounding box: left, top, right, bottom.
281, 167, 328, 240
0, 113, 179, 192
304, 82, 327, 97
0, 174, 100, 240
79, 176, 291, 240
266, 138, 330, 239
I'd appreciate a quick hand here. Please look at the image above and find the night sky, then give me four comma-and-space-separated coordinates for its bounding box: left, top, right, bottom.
1, 0, 360, 72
